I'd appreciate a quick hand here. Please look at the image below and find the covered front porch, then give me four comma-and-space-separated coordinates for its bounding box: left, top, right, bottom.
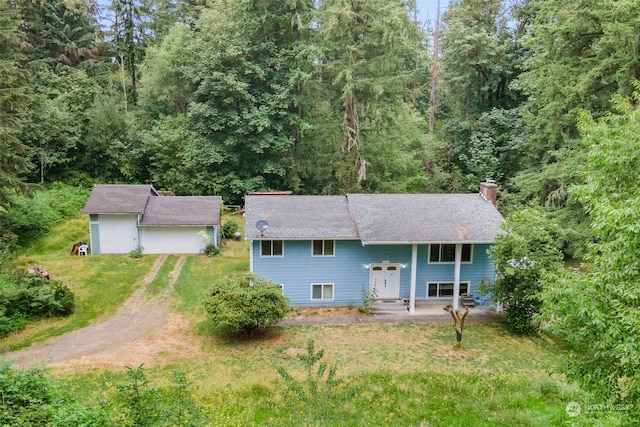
372, 299, 503, 317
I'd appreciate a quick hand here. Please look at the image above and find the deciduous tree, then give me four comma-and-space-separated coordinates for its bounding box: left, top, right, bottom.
186, 0, 308, 202
487, 208, 563, 334
540, 91, 640, 403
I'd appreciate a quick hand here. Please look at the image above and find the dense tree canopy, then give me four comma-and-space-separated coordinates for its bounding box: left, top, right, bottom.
1, 0, 637, 237
540, 91, 640, 403
0, 1, 31, 203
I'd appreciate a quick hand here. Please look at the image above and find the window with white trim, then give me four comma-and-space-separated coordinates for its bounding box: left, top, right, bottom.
311, 283, 334, 300
312, 240, 334, 256
428, 244, 472, 263
427, 282, 470, 298
261, 240, 283, 256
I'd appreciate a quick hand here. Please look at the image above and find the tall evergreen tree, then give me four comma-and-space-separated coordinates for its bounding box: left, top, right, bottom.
438, 0, 525, 191
441, 0, 517, 116
314, 0, 426, 191
517, 0, 640, 157
0, 1, 31, 202
17, 0, 102, 73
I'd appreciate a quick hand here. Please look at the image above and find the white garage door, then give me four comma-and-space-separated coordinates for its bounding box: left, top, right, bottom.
140, 226, 206, 254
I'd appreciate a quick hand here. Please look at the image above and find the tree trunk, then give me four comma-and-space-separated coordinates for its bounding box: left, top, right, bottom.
443, 304, 469, 343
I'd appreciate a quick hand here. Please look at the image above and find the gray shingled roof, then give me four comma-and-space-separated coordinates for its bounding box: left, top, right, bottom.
140, 196, 221, 226
346, 193, 504, 244
244, 193, 504, 244
83, 184, 157, 214
244, 195, 359, 240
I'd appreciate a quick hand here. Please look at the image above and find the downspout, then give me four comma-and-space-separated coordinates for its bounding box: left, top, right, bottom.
453, 243, 462, 310
136, 213, 142, 249
409, 244, 417, 313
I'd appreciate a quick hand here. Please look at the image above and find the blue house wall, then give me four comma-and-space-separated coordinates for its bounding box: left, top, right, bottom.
251, 240, 496, 306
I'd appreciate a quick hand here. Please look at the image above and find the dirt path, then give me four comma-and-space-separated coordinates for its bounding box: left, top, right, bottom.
5, 255, 202, 372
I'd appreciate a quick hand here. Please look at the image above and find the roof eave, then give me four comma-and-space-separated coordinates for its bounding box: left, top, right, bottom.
360, 240, 499, 245
245, 236, 359, 241
83, 211, 143, 215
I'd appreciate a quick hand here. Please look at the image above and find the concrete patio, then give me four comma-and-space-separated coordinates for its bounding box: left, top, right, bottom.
372, 299, 503, 318
281, 300, 505, 326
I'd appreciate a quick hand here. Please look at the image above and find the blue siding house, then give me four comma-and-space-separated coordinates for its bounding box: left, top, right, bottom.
245, 182, 504, 312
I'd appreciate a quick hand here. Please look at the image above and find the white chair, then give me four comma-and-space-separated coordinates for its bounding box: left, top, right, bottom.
78, 244, 88, 256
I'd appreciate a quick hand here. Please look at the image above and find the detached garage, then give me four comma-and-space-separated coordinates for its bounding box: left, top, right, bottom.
83, 184, 221, 255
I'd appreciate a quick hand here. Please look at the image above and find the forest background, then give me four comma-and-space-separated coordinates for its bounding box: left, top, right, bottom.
2, 0, 639, 260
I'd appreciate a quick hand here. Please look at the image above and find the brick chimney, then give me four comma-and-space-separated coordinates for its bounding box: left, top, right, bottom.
480, 180, 498, 206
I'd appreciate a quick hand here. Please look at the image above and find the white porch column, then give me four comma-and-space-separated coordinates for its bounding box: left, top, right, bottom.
409, 244, 417, 313
249, 240, 254, 272
453, 243, 462, 310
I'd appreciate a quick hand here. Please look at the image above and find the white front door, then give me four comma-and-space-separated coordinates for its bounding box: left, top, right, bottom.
370, 264, 400, 299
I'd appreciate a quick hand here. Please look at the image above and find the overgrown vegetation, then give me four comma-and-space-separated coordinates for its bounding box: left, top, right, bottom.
203, 272, 291, 336
0, 183, 90, 257
540, 93, 640, 404
0, 273, 75, 338
99, 364, 208, 427
0, 361, 57, 426
485, 209, 564, 334
220, 218, 240, 239
277, 339, 357, 426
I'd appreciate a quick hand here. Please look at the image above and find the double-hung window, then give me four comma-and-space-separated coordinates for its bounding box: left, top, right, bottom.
428, 282, 470, 297
261, 240, 283, 256
428, 244, 472, 263
311, 283, 334, 300
312, 240, 334, 256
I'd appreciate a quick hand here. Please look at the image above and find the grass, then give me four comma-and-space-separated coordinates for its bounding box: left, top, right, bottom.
172, 224, 249, 315
145, 254, 179, 297
1, 213, 627, 425
4, 214, 158, 350
56, 321, 623, 426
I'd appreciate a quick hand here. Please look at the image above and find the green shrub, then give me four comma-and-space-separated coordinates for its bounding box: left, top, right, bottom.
202, 243, 221, 257
0, 274, 75, 337
486, 209, 563, 334
0, 361, 55, 426
0, 308, 26, 338
129, 245, 144, 258
276, 339, 357, 425
203, 272, 291, 336
220, 218, 240, 239
100, 364, 208, 426
3, 275, 76, 318
358, 285, 378, 315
